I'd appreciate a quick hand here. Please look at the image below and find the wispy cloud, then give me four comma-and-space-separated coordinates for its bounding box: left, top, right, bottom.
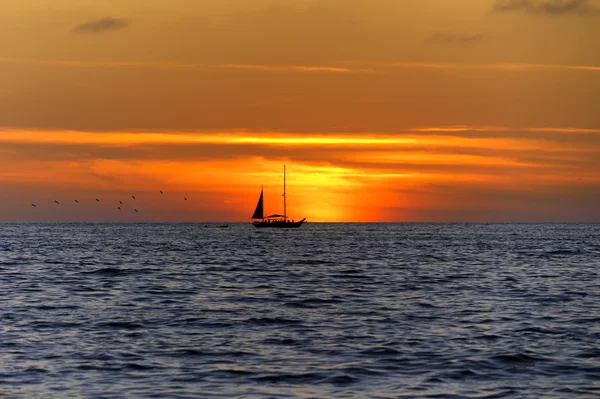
0, 58, 374, 74
431, 32, 485, 44
2, 126, 599, 148
410, 125, 600, 134
219, 64, 377, 74
350, 61, 600, 72
0, 58, 205, 70
71, 17, 129, 34
492, 0, 594, 15
2, 57, 599, 75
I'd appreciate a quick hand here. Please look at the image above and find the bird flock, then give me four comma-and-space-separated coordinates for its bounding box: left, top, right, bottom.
30, 190, 188, 215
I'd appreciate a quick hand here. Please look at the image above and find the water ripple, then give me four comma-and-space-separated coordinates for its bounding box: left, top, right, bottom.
1, 222, 599, 398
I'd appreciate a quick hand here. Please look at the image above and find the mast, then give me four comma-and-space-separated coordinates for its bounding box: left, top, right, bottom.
283, 165, 287, 220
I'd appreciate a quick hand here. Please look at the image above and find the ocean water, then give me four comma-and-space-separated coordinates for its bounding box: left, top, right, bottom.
1, 223, 600, 399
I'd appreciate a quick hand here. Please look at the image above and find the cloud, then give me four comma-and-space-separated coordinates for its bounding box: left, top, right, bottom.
3, 57, 600, 75
219, 64, 377, 74
410, 125, 600, 133
71, 17, 129, 34
1, 132, 594, 179
431, 32, 485, 43
0, 57, 373, 74
492, 0, 594, 14
1, 127, 598, 222
351, 60, 600, 72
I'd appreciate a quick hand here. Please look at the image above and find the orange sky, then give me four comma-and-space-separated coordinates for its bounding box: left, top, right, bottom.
1, 0, 599, 222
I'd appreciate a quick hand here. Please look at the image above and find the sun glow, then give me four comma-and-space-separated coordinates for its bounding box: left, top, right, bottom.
1, 126, 599, 222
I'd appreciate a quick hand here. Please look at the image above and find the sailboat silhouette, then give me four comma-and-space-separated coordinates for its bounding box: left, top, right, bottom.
251, 165, 306, 228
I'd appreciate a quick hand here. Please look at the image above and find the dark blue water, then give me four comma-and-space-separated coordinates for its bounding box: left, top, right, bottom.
1, 223, 600, 398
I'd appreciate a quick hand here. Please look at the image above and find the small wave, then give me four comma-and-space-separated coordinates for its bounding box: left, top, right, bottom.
283, 298, 343, 308
214, 369, 255, 376
417, 302, 439, 308
303, 297, 344, 304
341, 366, 383, 376
575, 348, 600, 359
35, 304, 79, 310
244, 317, 303, 326
176, 349, 255, 358
24, 367, 48, 374
533, 294, 576, 303
405, 314, 446, 321
446, 274, 475, 280
436, 368, 487, 381
339, 269, 366, 274
295, 259, 337, 266
124, 363, 155, 371
568, 316, 600, 324
325, 374, 359, 385
83, 353, 116, 361
157, 299, 181, 304
492, 353, 544, 363
77, 364, 120, 371
564, 291, 588, 297
425, 376, 446, 384
263, 338, 299, 346
30, 321, 82, 329
546, 249, 582, 256
168, 317, 234, 329
331, 274, 373, 279
0, 261, 24, 266
360, 347, 403, 356
474, 334, 504, 341
252, 372, 326, 384
516, 327, 563, 335
159, 289, 196, 296
96, 321, 144, 329
83, 267, 128, 276
122, 331, 145, 339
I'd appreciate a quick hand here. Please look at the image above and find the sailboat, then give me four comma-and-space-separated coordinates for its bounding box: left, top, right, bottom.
251, 165, 306, 228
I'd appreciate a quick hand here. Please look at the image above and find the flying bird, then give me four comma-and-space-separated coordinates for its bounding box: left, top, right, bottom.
31, 204, 36, 207
54, 200, 60, 204
74, 200, 79, 204
119, 200, 123, 204
160, 190, 163, 194
132, 196, 136, 200
117, 207, 121, 211
96, 198, 100, 202
184, 197, 187, 201
134, 209, 139, 213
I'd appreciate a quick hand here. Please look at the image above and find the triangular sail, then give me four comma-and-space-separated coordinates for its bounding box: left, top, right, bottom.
251, 188, 264, 219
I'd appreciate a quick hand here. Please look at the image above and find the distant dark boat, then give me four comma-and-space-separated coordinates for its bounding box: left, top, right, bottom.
218, 224, 229, 228
252, 165, 306, 228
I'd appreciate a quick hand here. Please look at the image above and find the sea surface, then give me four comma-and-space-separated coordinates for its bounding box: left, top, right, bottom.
1, 223, 600, 398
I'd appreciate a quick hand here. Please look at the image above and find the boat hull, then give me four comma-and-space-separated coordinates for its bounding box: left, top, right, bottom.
253, 218, 306, 228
